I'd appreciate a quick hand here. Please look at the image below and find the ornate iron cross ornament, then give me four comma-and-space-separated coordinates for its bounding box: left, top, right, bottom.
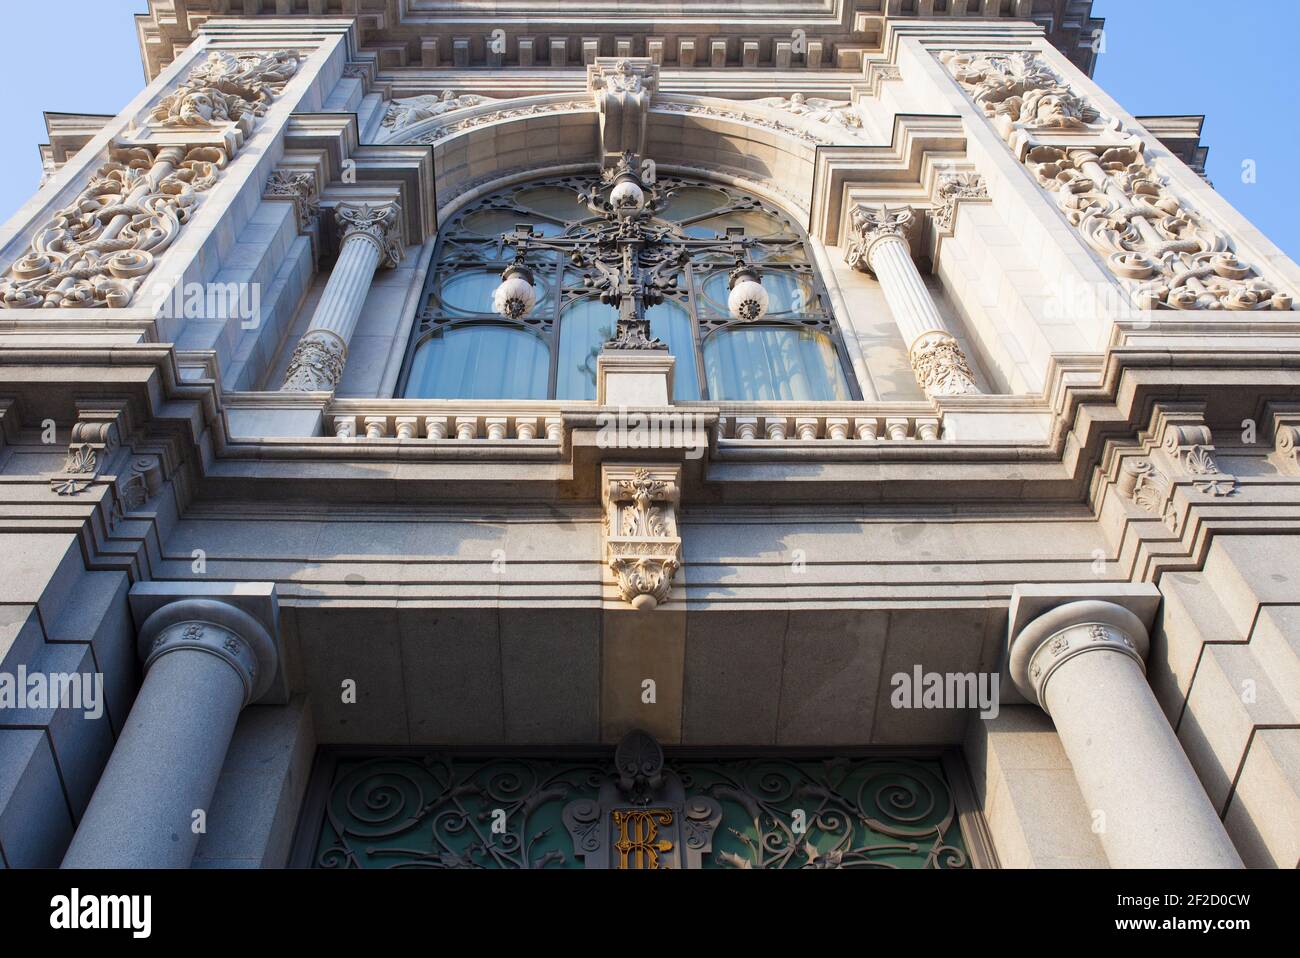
492, 151, 782, 350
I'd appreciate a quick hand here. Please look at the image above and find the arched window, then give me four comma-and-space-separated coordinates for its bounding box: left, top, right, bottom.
399, 172, 856, 401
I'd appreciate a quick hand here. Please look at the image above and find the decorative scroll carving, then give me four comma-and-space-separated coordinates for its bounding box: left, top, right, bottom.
150, 50, 300, 133
1159, 415, 1236, 496
941, 50, 1292, 311
1027, 145, 1291, 310
932, 172, 989, 232
264, 169, 319, 233
1272, 410, 1300, 476
910, 332, 979, 397
1, 144, 224, 309
588, 58, 657, 160
283, 328, 347, 392
844, 204, 916, 274
1, 48, 299, 310
381, 90, 498, 136
1117, 457, 1174, 527
602, 464, 681, 611
754, 92, 864, 132
335, 201, 404, 269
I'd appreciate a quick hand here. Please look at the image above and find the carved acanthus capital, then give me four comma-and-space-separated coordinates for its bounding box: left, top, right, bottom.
1155, 405, 1236, 497
588, 58, 657, 160
844, 204, 917, 273
283, 328, 347, 392
602, 464, 682, 611
932, 172, 989, 232
909, 331, 979, 398
335, 201, 404, 268
264, 169, 320, 234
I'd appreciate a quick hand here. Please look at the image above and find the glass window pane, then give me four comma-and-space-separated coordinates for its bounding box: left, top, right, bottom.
514, 186, 584, 221
660, 186, 729, 222
406, 325, 549, 399
646, 301, 701, 401
556, 299, 618, 400
683, 210, 785, 239
703, 326, 850, 401
459, 209, 564, 237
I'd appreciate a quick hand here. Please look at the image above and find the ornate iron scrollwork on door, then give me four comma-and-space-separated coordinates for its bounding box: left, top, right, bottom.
305, 731, 973, 869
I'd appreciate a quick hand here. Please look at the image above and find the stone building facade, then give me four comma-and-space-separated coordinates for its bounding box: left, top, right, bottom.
0, 1, 1295, 870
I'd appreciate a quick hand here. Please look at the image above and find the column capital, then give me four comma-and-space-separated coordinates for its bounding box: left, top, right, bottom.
844, 203, 917, 274
335, 200, 404, 268
137, 598, 279, 707
1008, 599, 1149, 713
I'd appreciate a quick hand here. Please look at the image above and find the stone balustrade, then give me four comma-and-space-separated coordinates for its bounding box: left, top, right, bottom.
330, 411, 565, 441
717, 413, 942, 442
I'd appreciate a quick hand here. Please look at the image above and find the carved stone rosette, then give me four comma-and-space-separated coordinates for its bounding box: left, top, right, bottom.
336, 201, 404, 268
941, 50, 1292, 311
909, 331, 979, 397
602, 464, 682, 611
283, 328, 347, 391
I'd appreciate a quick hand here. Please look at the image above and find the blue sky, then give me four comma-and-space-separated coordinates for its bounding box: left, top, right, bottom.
0, 0, 1295, 260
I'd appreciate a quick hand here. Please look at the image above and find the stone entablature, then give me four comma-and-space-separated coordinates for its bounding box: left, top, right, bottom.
133, 2, 1105, 80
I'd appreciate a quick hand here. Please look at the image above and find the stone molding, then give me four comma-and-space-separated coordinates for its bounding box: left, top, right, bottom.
1007, 598, 1150, 713
137, 597, 278, 707
602, 463, 682, 611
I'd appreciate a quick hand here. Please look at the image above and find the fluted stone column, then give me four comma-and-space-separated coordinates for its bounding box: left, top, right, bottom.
62, 599, 278, 869
845, 204, 979, 398
282, 200, 404, 391
1009, 599, 1243, 869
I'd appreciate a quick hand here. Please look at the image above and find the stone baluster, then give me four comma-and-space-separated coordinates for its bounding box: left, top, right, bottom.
282, 200, 404, 391
845, 204, 979, 398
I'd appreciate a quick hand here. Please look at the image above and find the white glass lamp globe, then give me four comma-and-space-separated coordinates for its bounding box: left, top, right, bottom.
492, 265, 536, 320
727, 269, 769, 321
609, 179, 646, 216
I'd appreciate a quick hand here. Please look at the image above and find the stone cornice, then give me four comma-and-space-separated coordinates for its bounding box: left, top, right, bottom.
133, 2, 1102, 80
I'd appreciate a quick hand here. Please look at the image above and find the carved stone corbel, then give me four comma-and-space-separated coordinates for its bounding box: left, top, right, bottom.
1116, 456, 1175, 528
1154, 405, 1236, 497
602, 463, 681, 611
1270, 408, 1300, 477
587, 57, 657, 163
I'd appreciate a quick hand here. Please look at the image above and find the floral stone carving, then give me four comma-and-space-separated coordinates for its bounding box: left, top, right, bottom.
941, 50, 1292, 311
1, 48, 299, 309
602, 464, 682, 611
